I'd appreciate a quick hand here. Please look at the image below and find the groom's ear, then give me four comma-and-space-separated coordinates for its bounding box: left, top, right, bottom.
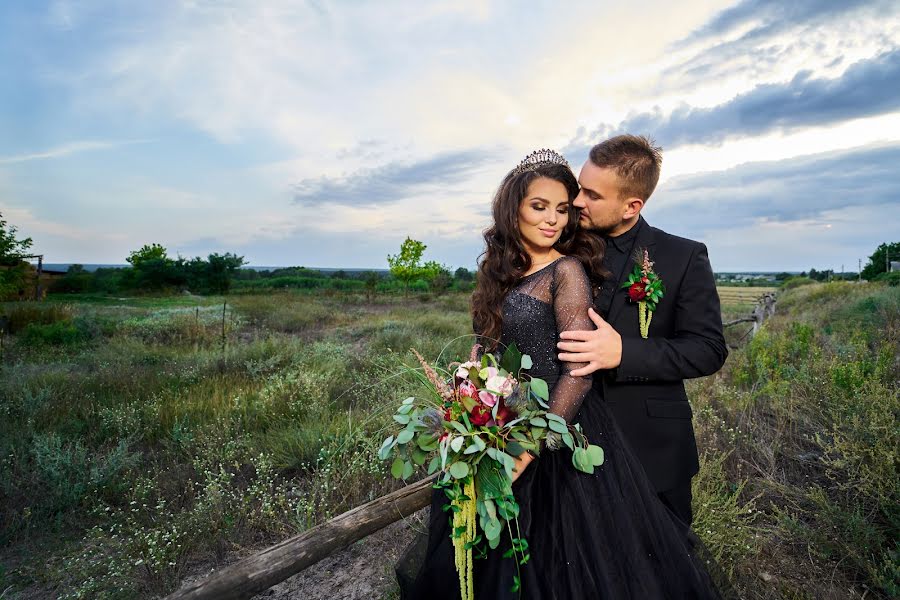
622, 197, 645, 220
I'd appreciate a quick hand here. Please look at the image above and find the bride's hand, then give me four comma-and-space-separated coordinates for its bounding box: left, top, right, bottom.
511, 451, 535, 484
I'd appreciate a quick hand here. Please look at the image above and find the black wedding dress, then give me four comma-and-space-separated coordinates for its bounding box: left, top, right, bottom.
396, 256, 727, 599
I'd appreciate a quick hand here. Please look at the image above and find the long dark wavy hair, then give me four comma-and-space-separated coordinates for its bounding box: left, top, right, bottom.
471, 162, 607, 350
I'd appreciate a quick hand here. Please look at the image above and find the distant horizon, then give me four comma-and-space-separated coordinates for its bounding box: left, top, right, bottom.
32, 262, 845, 276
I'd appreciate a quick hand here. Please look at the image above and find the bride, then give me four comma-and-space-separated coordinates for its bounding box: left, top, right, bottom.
396, 149, 725, 599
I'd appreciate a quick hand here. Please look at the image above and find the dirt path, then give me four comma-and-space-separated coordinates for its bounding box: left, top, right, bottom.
250, 511, 427, 600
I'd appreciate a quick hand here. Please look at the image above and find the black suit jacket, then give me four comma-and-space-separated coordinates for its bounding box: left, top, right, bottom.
594, 219, 727, 492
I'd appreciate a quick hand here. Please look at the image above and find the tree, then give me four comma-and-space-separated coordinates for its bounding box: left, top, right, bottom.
0, 212, 35, 299
428, 265, 453, 296
454, 267, 473, 282
362, 270, 381, 301
387, 237, 428, 295
861, 242, 900, 280
126, 243, 169, 267
200, 252, 246, 294
124, 243, 179, 291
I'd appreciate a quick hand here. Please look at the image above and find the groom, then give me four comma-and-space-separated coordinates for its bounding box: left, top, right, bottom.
557, 134, 727, 526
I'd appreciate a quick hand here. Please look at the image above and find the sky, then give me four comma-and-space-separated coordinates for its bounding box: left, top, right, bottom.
1, 0, 899, 272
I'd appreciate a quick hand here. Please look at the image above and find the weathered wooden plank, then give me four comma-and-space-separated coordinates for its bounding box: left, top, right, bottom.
166, 476, 435, 600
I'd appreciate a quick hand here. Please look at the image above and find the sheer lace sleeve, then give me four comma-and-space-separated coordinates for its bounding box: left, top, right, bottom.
548, 257, 595, 423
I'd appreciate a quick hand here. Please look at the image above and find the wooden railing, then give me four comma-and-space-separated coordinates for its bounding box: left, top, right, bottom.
165, 477, 434, 600
723, 292, 777, 341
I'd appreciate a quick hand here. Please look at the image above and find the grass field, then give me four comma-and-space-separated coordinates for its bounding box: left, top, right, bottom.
0, 283, 897, 598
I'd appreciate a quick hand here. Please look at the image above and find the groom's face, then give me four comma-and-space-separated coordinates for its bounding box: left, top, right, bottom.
573, 161, 629, 234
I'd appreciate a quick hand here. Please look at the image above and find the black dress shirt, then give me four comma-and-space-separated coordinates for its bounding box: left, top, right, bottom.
595, 216, 644, 319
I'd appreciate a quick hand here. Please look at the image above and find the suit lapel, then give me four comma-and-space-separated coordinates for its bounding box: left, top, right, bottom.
607, 220, 656, 325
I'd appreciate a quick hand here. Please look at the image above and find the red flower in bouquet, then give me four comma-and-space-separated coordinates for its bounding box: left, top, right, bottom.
494, 399, 515, 426
469, 403, 492, 426
628, 282, 648, 302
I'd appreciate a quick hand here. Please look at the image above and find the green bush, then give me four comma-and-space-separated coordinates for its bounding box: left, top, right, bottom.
874, 271, 900, 286
20, 318, 93, 346
780, 276, 816, 290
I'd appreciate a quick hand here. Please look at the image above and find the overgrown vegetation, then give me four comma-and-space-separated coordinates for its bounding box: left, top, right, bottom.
690, 281, 899, 598
0, 281, 896, 598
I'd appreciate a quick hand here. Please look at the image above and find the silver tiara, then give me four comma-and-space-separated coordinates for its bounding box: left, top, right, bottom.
512, 148, 570, 175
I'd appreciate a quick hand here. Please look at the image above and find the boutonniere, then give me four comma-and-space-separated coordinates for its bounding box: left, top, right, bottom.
621, 248, 665, 339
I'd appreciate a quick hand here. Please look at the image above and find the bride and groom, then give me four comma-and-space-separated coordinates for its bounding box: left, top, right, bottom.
398, 134, 729, 598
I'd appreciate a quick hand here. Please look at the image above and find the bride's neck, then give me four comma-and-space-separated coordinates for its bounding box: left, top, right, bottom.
522, 246, 562, 275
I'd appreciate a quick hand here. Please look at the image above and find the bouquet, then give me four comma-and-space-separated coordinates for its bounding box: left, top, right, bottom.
379, 343, 604, 599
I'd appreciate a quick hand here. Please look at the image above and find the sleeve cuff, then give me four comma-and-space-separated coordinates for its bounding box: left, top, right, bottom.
612, 337, 650, 383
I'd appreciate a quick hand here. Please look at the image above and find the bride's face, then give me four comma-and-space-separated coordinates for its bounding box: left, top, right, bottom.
517, 177, 570, 254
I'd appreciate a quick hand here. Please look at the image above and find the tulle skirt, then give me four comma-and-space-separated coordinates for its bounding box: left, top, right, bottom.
395, 390, 730, 600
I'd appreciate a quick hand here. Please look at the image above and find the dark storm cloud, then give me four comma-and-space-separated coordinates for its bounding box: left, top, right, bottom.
677, 0, 879, 47
292, 148, 492, 207
563, 49, 900, 157
656, 0, 898, 100
647, 142, 900, 238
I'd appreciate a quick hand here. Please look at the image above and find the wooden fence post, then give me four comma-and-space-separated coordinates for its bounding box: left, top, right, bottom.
165, 477, 434, 600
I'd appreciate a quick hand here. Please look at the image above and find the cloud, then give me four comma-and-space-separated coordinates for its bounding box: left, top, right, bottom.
648, 141, 900, 234
0, 139, 148, 164
564, 49, 900, 154
678, 0, 880, 47
291, 148, 495, 207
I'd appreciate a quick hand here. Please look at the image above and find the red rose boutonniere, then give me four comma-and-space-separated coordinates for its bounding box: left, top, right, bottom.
621, 248, 665, 338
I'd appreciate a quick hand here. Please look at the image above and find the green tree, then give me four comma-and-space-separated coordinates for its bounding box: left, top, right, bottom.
0, 212, 35, 299
387, 237, 428, 295
126, 243, 169, 267
205, 252, 245, 293
0, 211, 33, 262
454, 267, 474, 282
427, 264, 453, 296
861, 242, 900, 280
124, 243, 178, 291
362, 270, 381, 301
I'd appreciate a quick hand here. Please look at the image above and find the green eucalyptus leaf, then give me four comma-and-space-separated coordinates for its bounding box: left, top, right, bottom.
427, 455, 441, 475
484, 517, 503, 541
530, 378, 549, 401
572, 448, 594, 474
587, 444, 605, 466
464, 443, 481, 455
529, 416, 547, 427
561, 431, 574, 450
391, 458, 404, 478
506, 441, 525, 456
450, 436, 465, 453
393, 413, 411, 425
402, 396, 416, 405
396, 430, 415, 444
520, 354, 533, 370
402, 460, 414, 479
449, 462, 469, 479
548, 420, 567, 434
450, 420, 469, 435
412, 447, 427, 465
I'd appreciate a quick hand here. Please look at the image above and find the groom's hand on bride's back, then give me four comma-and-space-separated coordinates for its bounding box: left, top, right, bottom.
557, 307, 621, 377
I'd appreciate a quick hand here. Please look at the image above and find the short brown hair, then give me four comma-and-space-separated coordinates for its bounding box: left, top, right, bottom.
588, 134, 663, 201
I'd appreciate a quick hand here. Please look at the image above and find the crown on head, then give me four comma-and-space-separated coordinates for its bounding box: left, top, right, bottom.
512, 148, 570, 175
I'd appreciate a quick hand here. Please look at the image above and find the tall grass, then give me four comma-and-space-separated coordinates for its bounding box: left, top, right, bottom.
691, 282, 899, 598
0, 283, 896, 598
